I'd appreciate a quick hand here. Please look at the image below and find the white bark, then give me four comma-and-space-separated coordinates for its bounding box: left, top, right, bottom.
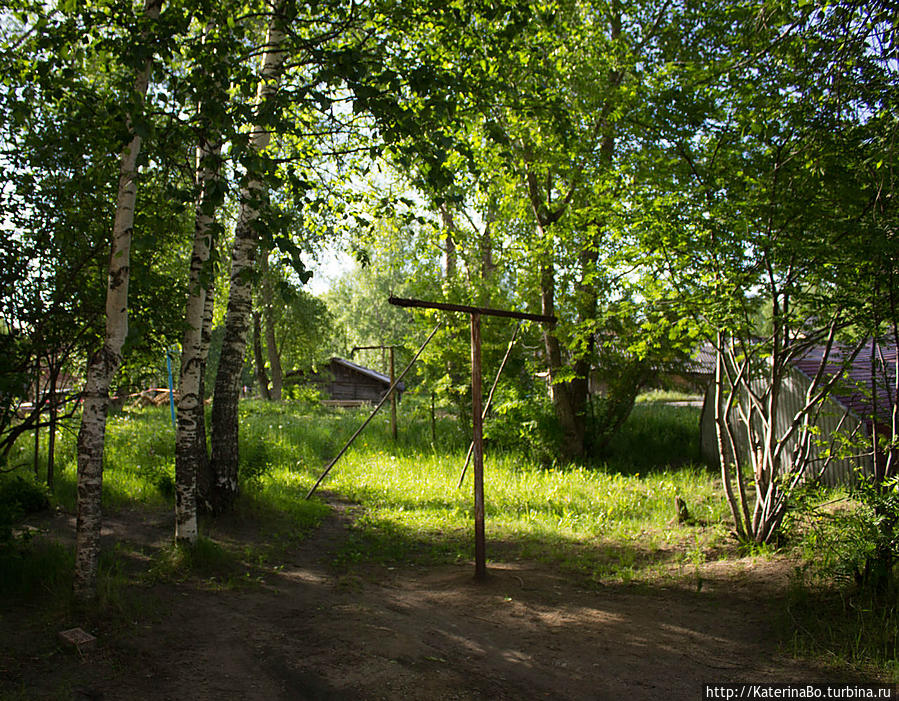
210, 4, 288, 511
262, 252, 283, 401
175, 132, 221, 544
74, 0, 163, 600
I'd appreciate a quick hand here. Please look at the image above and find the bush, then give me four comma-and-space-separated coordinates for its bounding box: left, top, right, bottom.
487, 390, 564, 467
0, 475, 50, 514
798, 474, 899, 593
0, 476, 50, 544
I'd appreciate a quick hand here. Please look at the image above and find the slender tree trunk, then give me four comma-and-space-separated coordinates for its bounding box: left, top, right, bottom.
715, 337, 748, 541
261, 252, 282, 401
210, 4, 288, 512
481, 208, 496, 283
47, 363, 58, 491
195, 277, 215, 510
440, 203, 457, 282
73, 0, 162, 600
264, 316, 282, 401
174, 127, 222, 544
253, 310, 271, 400
33, 371, 40, 479
539, 256, 584, 457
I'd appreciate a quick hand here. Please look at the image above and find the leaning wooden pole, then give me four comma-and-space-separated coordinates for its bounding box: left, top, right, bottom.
471, 313, 486, 580
306, 323, 442, 499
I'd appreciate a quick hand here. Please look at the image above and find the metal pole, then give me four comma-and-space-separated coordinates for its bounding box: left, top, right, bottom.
471, 313, 486, 580
389, 347, 397, 441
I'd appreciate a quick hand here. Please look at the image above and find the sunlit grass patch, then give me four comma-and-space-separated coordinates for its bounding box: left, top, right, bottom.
15, 406, 178, 511
6, 398, 727, 587
318, 440, 729, 582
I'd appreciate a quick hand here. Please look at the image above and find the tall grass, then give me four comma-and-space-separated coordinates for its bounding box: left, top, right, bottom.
4, 398, 725, 585
784, 577, 899, 680
601, 401, 703, 472
269, 399, 729, 581
6, 406, 178, 510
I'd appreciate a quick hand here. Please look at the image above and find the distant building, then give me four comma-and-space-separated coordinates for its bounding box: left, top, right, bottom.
302, 357, 405, 406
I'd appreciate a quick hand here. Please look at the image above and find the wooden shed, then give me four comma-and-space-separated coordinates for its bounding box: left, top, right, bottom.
309, 357, 405, 406
699, 341, 896, 486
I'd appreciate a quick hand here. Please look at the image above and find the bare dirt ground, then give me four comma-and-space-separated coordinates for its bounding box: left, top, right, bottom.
0, 498, 864, 700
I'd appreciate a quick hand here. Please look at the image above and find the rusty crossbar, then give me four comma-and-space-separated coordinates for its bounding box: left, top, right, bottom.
388, 296, 555, 324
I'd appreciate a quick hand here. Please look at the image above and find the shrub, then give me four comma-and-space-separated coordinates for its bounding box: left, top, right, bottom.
797, 474, 899, 594
487, 389, 564, 467
0, 476, 50, 544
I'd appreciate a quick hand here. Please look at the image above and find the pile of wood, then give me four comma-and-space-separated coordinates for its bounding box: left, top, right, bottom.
130, 388, 178, 408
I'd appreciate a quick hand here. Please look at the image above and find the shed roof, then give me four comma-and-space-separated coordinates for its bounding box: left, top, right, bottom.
793, 341, 897, 427
330, 357, 405, 392
683, 341, 718, 377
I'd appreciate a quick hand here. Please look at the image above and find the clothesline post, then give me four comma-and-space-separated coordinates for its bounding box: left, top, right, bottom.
388, 296, 555, 581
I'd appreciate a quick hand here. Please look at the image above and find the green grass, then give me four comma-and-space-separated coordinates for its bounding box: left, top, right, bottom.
7, 405, 178, 511
0, 538, 73, 598
784, 575, 899, 681
319, 446, 728, 579
635, 388, 703, 404
2, 399, 727, 585
601, 401, 704, 472
257, 398, 730, 583
5, 396, 896, 679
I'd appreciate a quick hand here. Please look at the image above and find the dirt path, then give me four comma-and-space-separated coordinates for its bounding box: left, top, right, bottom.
2, 500, 847, 700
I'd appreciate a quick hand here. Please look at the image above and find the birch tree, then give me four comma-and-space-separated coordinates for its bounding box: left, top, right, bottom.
208, 1, 289, 513
173, 9, 234, 543
74, 0, 164, 598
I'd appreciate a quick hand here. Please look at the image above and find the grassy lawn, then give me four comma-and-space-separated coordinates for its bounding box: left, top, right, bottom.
4, 397, 726, 581
2, 396, 897, 679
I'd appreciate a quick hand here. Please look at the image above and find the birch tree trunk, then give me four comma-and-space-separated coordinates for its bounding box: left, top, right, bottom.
174, 130, 222, 544
209, 5, 287, 513
73, 0, 163, 600
261, 253, 283, 401
253, 309, 271, 400
195, 278, 215, 509
264, 313, 282, 401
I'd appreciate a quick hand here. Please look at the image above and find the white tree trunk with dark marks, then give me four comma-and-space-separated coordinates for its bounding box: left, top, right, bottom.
195, 275, 215, 508
73, 0, 163, 600
209, 6, 287, 513
175, 132, 222, 544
